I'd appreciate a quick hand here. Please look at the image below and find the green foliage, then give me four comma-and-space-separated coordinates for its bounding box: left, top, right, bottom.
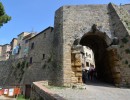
0, 2, 11, 27
119, 55, 122, 60
17, 62, 21, 68
121, 37, 128, 44
47, 57, 52, 63
125, 60, 128, 64
14, 61, 29, 83
42, 64, 46, 69
125, 49, 130, 54
126, 81, 130, 88
17, 94, 29, 100
129, 65, 130, 68
21, 61, 26, 68
120, 45, 124, 48
26, 62, 29, 68
128, 27, 130, 30
124, 19, 130, 30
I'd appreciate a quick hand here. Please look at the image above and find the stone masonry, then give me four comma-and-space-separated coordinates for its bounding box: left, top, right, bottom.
22, 27, 54, 85
52, 3, 130, 86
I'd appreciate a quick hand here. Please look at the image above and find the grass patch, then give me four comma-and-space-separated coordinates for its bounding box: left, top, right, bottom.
17, 94, 29, 100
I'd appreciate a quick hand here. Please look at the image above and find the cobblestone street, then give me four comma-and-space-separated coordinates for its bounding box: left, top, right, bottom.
51, 82, 130, 100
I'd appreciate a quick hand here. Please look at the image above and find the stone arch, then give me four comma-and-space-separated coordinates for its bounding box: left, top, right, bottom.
70, 24, 121, 85
80, 24, 112, 47
79, 24, 121, 84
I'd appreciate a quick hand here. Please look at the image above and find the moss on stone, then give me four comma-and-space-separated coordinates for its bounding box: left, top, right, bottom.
125, 60, 128, 64
125, 49, 130, 54
129, 65, 130, 68
42, 64, 46, 69
17, 62, 21, 68
121, 37, 128, 43
120, 45, 124, 48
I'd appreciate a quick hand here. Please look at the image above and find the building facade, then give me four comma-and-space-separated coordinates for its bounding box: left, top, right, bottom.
0, 44, 11, 61
20, 33, 35, 58
81, 46, 95, 70
16, 32, 30, 58
23, 27, 54, 84
10, 32, 35, 59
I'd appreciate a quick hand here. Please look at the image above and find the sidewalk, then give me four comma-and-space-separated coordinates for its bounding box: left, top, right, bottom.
0, 95, 16, 100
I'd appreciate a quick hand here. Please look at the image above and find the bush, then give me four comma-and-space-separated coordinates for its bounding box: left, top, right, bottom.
125, 60, 128, 64
121, 37, 128, 43
125, 49, 130, 54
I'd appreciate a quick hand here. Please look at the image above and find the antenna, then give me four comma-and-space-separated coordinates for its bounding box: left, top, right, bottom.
31, 27, 34, 33
30, 27, 37, 35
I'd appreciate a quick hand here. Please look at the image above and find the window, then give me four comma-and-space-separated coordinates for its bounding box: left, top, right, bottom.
30, 57, 32, 64
86, 62, 89, 67
42, 54, 45, 60
44, 33, 46, 38
31, 42, 34, 49
80, 52, 84, 58
25, 40, 28, 43
88, 54, 91, 58
24, 55, 26, 58
86, 53, 88, 56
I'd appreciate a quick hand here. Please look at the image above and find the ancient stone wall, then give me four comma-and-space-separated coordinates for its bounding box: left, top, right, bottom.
122, 4, 130, 14
54, 4, 113, 86
0, 58, 27, 86
53, 3, 130, 86
30, 81, 65, 100
108, 3, 130, 86
51, 7, 64, 86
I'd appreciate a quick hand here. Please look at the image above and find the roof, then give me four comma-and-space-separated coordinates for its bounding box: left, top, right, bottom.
10, 38, 17, 45
2, 44, 10, 46
123, 4, 130, 5
10, 38, 17, 42
29, 26, 53, 40
22, 33, 35, 40
17, 32, 30, 36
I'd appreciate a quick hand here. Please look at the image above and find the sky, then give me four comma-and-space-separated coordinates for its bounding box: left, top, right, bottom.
0, 0, 129, 45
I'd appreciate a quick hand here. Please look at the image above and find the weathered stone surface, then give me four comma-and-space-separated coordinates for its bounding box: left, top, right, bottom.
30, 81, 65, 100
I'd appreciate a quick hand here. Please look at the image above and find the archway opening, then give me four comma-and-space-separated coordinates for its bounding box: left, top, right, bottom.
80, 34, 113, 84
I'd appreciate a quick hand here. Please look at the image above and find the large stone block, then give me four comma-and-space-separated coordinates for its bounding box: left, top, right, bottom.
75, 72, 82, 77
71, 77, 78, 83
75, 67, 82, 71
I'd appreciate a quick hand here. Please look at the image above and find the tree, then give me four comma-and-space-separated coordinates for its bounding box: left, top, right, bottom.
0, 2, 11, 27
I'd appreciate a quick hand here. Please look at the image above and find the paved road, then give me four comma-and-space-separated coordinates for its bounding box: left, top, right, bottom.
51, 82, 130, 100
